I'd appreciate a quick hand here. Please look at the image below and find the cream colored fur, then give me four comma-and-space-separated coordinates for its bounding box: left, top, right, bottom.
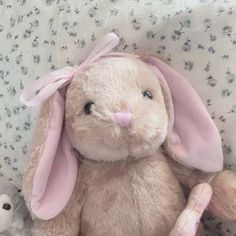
66, 57, 168, 161
22, 57, 236, 236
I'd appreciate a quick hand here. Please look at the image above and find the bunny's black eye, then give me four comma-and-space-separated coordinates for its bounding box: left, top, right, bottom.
143, 90, 153, 99
84, 102, 94, 115
2, 203, 11, 211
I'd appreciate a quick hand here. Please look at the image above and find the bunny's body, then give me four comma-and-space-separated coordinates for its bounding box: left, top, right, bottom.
22, 48, 236, 236
76, 153, 185, 236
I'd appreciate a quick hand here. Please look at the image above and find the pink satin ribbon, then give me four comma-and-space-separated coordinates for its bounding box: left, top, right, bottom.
20, 33, 123, 107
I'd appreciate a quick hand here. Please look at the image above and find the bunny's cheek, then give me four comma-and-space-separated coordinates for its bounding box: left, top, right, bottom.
66, 101, 168, 161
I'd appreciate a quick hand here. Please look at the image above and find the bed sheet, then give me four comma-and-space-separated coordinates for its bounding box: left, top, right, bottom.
0, 0, 235, 234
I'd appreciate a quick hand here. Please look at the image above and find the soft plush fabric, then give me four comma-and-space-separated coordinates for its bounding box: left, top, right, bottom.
169, 183, 213, 236
147, 56, 223, 172
22, 51, 236, 236
20, 33, 224, 221
0, 178, 32, 235
0, 0, 236, 234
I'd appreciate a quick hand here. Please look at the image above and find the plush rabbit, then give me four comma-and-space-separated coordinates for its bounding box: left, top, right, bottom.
0, 179, 32, 236
20, 33, 236, 236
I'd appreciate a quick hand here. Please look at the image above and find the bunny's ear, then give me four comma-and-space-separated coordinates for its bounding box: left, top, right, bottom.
30, 89, 78, 220
145, 56, 223, 172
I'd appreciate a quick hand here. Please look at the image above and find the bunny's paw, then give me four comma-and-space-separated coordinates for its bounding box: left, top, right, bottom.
209, 170, 236, 221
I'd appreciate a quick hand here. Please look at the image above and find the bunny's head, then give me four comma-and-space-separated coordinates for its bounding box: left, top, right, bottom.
65, 56, 168, 161
20, 33, 223, 221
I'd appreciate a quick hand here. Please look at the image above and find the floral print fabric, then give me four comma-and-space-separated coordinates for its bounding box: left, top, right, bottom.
0, 0, 235, 234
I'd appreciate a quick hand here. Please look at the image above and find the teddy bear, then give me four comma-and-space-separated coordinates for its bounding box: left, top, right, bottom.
20, 33, 236, 236
0, 178, 32, 236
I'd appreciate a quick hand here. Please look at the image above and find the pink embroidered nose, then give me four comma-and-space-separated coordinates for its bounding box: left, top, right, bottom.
114, 112, 132, 127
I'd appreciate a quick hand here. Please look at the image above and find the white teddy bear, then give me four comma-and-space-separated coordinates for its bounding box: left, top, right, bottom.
0, 179, 32, 236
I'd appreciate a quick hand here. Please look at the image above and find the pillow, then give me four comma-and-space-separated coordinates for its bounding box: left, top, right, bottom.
0, 0, 235, 234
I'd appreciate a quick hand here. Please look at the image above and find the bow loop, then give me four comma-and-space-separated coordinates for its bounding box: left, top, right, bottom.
20, 67, 76, 107
79, 33, 119, 70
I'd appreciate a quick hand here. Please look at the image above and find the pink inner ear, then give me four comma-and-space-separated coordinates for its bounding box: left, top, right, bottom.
146, 56, 223, 172
31, 90, 78, 220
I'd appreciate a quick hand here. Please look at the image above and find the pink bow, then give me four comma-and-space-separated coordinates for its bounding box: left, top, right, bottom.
20, 33, 120, 107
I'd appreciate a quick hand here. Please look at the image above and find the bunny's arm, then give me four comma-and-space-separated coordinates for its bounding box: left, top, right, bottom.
169, 183, 212, 236
167, 158, 236, 221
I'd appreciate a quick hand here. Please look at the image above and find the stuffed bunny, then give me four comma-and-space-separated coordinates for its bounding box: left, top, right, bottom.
20, 33, 236, 236
0, 179, 32, 236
